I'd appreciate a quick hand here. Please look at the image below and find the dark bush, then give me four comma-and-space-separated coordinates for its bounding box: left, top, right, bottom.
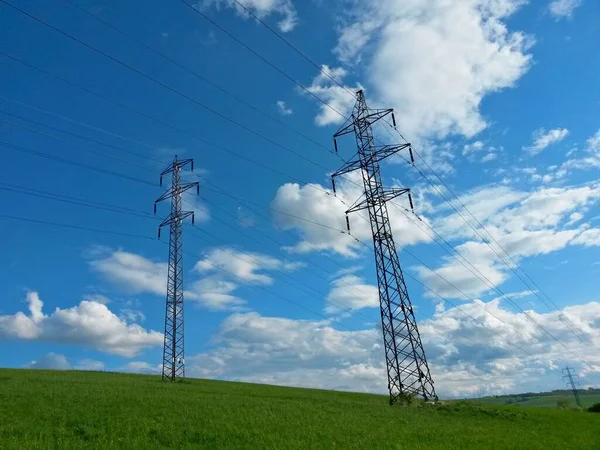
588, 402, 600, 413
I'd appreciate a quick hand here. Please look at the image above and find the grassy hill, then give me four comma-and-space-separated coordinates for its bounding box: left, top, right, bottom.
1, 369, 600, 449
476, 390, 600, 409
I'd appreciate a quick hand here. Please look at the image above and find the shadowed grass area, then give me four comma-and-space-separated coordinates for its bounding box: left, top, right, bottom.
1, 369, 599, 449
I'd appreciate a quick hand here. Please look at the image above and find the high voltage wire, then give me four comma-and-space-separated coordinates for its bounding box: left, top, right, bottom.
406, 144, 586, 338
389, 200, 587, 343
0, 141, 155, 186
0, 213, 154, 240
0, 139, 587, 369
3, 89, 589, 363
1, 0, 591, 363
0, 112, 158, 172
0, 51, 336, 192
14, 110, 585, 361
0, 0, 338, 174
183, 0, 589, 345
389, 144, 587, 343
0, 95, 162, 153
60, 0, 336, 158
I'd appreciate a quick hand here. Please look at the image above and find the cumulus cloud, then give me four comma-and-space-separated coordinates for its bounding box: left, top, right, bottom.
270, 173, 432, 257
89, 247, 302, 311
89, 249, 167, 295
199, 0, 297, 32
548, 0, 583, 19
28, 352, 72, 370
332, 0, 533, 140
276, 100, 293, 116
195, 248, 302, 285
305, 65, 362, 126
524, 128, 569, 155
417, 182, 600, 297
119, 361, 162, 374
186, 300, 600, 397
463, 141, 485, 156
0, 292, 163, 357
325, 274, 379, 315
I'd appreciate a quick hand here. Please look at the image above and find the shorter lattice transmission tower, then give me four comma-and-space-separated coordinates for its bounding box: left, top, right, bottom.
332, 90, 436, 404
154, 155, 199, 382
562, 366, 582, 407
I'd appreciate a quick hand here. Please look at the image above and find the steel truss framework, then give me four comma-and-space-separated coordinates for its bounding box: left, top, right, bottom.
562, 366, 582, 407
332, 90, 437, 404
155, 156, 199, 382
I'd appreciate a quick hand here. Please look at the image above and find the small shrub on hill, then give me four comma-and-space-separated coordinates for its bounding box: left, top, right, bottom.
556, 399, 570, 410
588, 403, 600, 413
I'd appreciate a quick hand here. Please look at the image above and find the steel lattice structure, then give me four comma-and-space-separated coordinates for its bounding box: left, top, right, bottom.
562, 366, 582, 407
154, 156, 199, 382
332, 90, 436, 404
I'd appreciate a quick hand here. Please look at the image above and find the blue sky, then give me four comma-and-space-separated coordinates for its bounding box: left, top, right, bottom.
1, 0, 599, 398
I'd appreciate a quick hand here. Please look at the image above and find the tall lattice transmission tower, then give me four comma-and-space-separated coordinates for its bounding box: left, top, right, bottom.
332, 90, 436, 404
154, 156, 199, 382
562, 366, 582, 407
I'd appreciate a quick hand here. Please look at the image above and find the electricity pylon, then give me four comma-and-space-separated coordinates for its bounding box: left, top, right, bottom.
154, 155, 199, 382
562, 366, 582, 407
332, 90, 436, 404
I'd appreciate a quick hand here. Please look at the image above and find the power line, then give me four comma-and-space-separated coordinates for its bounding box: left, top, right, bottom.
60, 0, 338, 158
0, 112, 158, 172
3, 103, 587, 365
1, 5, 584, 360
0, 51, 336, 192
228, 0, 358, 100
177, 0, 348, 121
0, 141, 155, 186
0, 213, 154, 240
0, 182, 156, 220
0, 95, 161, 153
206, 0, 590, 349
2, 0, 338, 174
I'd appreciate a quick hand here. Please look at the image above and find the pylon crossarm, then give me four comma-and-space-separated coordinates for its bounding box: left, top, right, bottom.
159, 210, 194, 229
380, 188, 410, 204
333, 117, 355, 139
332, 156, 361, 179
369, 144, 411, 165
362, 108, 393, 126
160, 158, 194, 176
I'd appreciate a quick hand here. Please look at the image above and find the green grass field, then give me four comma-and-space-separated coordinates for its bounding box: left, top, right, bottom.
477, 393, 600, 409
1, 369, 599, 449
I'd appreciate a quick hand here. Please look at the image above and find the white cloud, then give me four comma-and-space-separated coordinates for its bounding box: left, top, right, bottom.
75, 359, 106, 371
571, 228, 600, 247
524, 128, 569, 155
189, 275, 245, 311
587, 129, 600, 152
276, 100, 293, 116
89, 250, 167, 295
0, 292, 163, 357
548, 0, 583, 19
306, 65, 362, 126
89, 247, 300, 311
28, 352, 71, 370
325, 274, 379, 314
186, 300, 600, 397
481, 152, 498, 163
191, 247, 303, 310
462, 141, 485, 156
420, 183, 600, 297
332, 0, 532, 140
271, 173, 432, 257
199, 0, 297, 32
119, 361, 162, 374
194, 248, 302, 285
